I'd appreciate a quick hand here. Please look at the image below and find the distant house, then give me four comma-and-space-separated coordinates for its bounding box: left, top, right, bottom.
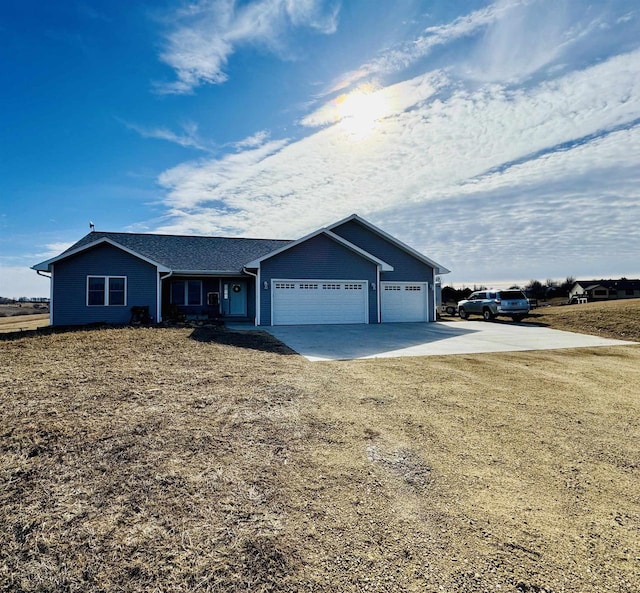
569, 279, 640, 302
32, 214, 450, 327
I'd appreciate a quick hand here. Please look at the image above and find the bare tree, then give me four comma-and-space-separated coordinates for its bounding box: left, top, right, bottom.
525, 279, 545, 300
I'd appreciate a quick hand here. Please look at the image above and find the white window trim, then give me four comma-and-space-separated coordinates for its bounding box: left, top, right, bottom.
170, 279, 203, 306
86, 275, 127, 307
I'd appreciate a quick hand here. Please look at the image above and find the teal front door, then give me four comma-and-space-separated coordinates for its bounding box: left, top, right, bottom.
224, 281, 247, 316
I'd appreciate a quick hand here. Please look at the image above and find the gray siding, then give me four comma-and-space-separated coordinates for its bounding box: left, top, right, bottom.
52, 243, 158, 326
259, 234, 377, 325
332, 220, 436, 320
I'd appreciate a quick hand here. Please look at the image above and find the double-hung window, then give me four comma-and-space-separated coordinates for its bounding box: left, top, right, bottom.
171, 280, 202, 306
87, 276, 127, 306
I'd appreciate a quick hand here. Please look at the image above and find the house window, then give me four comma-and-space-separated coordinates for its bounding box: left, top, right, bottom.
109, 277, 126, 305
171, 280, 202, 306
594, 289, 607, 296
87, 276, 127, 306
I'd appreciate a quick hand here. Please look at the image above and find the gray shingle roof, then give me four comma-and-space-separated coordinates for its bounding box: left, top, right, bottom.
575, 279, 640, 290
64, 231, 292, 273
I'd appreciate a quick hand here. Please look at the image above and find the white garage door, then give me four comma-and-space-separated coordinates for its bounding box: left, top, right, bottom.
272, 280, 368, 325
381, 282, 428, 322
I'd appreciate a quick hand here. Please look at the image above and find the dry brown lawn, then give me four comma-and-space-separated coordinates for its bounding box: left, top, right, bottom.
1, 300, 639, 592
0, 313, 49, 334
521, 298, 640, 342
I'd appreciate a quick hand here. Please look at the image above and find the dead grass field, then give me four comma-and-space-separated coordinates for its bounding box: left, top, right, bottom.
1, 301, 639, 592
0, 313, 49, 334
521, 299, 640, 342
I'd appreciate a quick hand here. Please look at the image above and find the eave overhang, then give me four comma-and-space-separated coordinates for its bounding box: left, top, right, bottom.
32, 237, 171, 273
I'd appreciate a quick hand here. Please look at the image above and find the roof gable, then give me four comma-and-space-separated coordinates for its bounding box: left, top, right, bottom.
327, 214, 450, 275
32, 237, 171, 273
244, 227, 394, 271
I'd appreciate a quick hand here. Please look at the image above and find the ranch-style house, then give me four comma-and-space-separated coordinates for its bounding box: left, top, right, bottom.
33, 214, 449, 327
569, 279, 640, 302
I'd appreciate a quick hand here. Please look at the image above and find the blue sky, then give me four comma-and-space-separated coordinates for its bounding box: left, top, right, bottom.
1, 0, 639, 298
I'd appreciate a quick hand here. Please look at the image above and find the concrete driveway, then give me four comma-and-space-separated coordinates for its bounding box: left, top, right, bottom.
253, 321, 635, 361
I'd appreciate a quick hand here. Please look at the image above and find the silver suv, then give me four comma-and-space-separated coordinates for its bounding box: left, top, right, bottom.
457, 290, 529, 322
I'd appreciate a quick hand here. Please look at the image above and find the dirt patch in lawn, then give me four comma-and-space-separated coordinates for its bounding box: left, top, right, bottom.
1, 326, 639, 592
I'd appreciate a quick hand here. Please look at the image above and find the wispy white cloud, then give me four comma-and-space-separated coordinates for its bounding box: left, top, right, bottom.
151, 43, 640, 281
324, 0, 637, 95
157, 48, 640, 211
157, 137, 289, 213
43, 242, 74, 257
378, 126, 640, 284
0, 242, 75, 264
461, 0, 631, 84
122, 119, 212, 152
325, 0, 518, 94
234, 130, 271, 150
156, 0, 340, 94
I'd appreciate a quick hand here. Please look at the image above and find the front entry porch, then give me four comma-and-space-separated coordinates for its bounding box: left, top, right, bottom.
161, 276, 254, 322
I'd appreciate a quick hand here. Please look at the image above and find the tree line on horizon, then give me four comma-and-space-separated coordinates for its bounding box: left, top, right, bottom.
442, 277, 577, 304
0, 296, 50, 304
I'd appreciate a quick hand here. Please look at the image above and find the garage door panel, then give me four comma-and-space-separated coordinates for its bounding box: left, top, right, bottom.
272, 280, 368, 325
381, 282, 428, 322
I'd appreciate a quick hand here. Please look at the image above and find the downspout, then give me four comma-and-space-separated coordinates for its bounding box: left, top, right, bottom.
242, 267, 259, 326
37, 269, 53, 326
159, 271, 173, 323
432, 271, 437, 322
376, 265, 381, 323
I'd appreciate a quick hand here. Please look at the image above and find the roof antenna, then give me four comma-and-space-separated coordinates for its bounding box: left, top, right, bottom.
89, 221, 95, 231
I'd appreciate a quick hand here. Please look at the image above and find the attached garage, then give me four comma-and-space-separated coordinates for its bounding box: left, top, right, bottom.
381, 282, 428, 322
242, 216, 449, 326
272, 280, 368, 325
34, 213, 450, 328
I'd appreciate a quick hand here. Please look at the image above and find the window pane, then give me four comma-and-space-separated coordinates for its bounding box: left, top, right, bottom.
88, 277, 105, 306
172, 281, 185, 305
502, 291, 526, 299
187, 281, 201, 305
109, 277, 125, 306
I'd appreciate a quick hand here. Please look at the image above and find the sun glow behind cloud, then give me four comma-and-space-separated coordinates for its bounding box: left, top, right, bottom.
332, 84, 390, 138
153, 40, 640, 282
